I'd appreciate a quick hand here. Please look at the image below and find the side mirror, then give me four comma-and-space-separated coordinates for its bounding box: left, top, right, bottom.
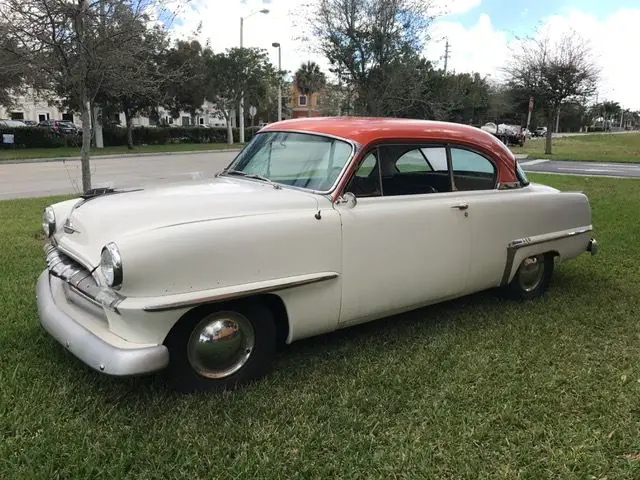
335, 192, 357, 209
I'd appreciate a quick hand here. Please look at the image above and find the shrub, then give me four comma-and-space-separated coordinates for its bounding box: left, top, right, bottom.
0, 125, 260, 149
103, 126, 260, 147
0, 127, 81, 148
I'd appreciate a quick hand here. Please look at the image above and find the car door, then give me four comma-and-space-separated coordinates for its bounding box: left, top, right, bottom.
445, 146, 518, 294
335, 144, 472, 327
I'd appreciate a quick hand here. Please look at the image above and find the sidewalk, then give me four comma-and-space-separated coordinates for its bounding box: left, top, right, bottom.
0, 148, 243, 165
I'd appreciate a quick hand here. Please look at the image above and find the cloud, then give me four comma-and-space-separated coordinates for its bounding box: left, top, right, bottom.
424, 6, 640, 110
171, 0, 330, 81
172, 1, 640, 110
424, 14, 509, 79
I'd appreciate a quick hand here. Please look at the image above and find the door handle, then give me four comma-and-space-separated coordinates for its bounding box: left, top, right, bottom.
451, 203, 469, 210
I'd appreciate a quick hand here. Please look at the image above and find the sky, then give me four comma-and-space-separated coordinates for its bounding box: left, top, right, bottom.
171, 0, 640, 110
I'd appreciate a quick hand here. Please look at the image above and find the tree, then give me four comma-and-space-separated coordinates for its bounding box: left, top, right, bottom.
96, 25, 171, 149
0, 0, 177, 192
0, 25, 32, 108
204, 47, 277, 144
505, 31, 599, 154
294, 61, 326, 117
162, 40, 209, 121
304, 0, 433, 116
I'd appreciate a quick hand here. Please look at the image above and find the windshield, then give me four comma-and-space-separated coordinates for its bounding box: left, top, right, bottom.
225, 132, 353, 191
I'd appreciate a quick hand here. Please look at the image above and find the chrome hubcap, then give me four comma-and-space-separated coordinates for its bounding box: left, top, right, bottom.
518, 255, 545, 292
187, 312, 255, 379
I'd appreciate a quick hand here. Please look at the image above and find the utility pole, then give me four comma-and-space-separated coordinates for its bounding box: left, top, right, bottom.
271, 42, 282, 122
443, 38, 450, 74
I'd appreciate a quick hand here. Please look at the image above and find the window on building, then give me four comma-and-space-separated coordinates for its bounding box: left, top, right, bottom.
38, 113, 47, 122
10, 112, 24, 120
62, 113, 74, 122
181, 116, 190, 126
299, 95, 307, 106
199, 117, 204, 125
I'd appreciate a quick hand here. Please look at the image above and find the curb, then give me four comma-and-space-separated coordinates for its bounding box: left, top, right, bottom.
513, 154, 529, 160
0, 148, 243, 165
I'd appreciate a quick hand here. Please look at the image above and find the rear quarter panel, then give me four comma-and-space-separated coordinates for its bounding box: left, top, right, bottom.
459, 183, 592, 292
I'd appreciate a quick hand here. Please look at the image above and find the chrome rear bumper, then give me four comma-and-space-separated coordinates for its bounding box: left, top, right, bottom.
36, 270, 169, 376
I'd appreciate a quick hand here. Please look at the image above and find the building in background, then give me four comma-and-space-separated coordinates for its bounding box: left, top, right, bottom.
290, 84, 321, 118
1, 89, 233, 128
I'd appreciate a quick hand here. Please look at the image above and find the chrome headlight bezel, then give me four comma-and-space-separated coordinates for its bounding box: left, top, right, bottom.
100, 242, 123, 288
42, 207, 56, 238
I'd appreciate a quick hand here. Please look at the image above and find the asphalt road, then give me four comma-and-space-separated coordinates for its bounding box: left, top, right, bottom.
0, 151, 238, 200
1, 150, 640, 201
519, 159, 640, 178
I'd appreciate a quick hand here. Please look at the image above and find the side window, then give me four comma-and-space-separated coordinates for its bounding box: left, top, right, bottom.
451, 148, 496, 191
345, 151, 381, 197
396, 149, 431, 173
421, 147, 448, 171
379, 145, 451, 196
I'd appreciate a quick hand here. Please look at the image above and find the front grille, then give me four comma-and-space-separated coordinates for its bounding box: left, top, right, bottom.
44, 243, 125, 312
44, 243, 95, 288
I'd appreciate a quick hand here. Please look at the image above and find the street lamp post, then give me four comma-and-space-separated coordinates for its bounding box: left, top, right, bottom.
272, 42, 282, 122
239, 8, 269, 143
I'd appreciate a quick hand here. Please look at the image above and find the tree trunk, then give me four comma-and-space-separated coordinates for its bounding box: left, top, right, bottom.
80, 91, 92, 192
125, 110, 134, 150
226, 115, 233, 145
307, 94, 312, 117
545, 110, 554, 155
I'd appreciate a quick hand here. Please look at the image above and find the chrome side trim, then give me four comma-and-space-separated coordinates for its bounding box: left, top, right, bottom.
500, 226, 593, 286
143, 272, 339, 312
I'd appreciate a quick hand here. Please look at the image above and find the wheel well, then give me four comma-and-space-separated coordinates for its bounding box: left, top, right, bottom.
164, 294, 290, 348
257, 294, 290, 348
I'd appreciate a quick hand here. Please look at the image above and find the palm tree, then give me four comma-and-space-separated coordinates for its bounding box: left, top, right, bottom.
294, 61, 326, 117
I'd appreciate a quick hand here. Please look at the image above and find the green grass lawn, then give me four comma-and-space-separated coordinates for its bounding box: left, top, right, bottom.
0, 142, 242, 161
512, 132, 640, 162
2, 174, 640, 478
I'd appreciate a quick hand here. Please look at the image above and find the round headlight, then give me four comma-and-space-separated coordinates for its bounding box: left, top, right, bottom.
42, 207, 56, 237
100, 243, 123, 288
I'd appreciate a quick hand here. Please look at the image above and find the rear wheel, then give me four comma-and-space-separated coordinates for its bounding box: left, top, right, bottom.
164, 299, 276, 393
505, 253, 554, 300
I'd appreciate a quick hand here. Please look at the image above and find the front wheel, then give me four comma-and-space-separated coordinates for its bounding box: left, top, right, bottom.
164, 299, 276, 393
504, 253, 554, 300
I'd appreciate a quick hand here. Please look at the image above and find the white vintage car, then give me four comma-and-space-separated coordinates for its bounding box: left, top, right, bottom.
36, 118, 598, 392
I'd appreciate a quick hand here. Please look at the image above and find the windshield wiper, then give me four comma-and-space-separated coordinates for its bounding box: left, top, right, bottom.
223, 169, 281, 189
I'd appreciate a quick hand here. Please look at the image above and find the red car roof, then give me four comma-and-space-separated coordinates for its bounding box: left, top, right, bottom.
260, 117, 518, 186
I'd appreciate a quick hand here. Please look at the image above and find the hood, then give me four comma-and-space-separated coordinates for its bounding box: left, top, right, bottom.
55, 176, 320, 267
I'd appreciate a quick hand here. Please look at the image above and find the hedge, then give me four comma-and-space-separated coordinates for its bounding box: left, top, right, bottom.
0, 125, 260, 149
0, 127, 81, 148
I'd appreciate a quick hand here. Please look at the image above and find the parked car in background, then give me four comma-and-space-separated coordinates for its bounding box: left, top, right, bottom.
533, 126, 548, 137
36, 117, 598, 393
480, 122, 526, 146
0, 119, 27, 128
38, 119, 80, 135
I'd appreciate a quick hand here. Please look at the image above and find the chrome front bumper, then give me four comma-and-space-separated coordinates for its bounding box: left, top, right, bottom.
36, 270, 169, 376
